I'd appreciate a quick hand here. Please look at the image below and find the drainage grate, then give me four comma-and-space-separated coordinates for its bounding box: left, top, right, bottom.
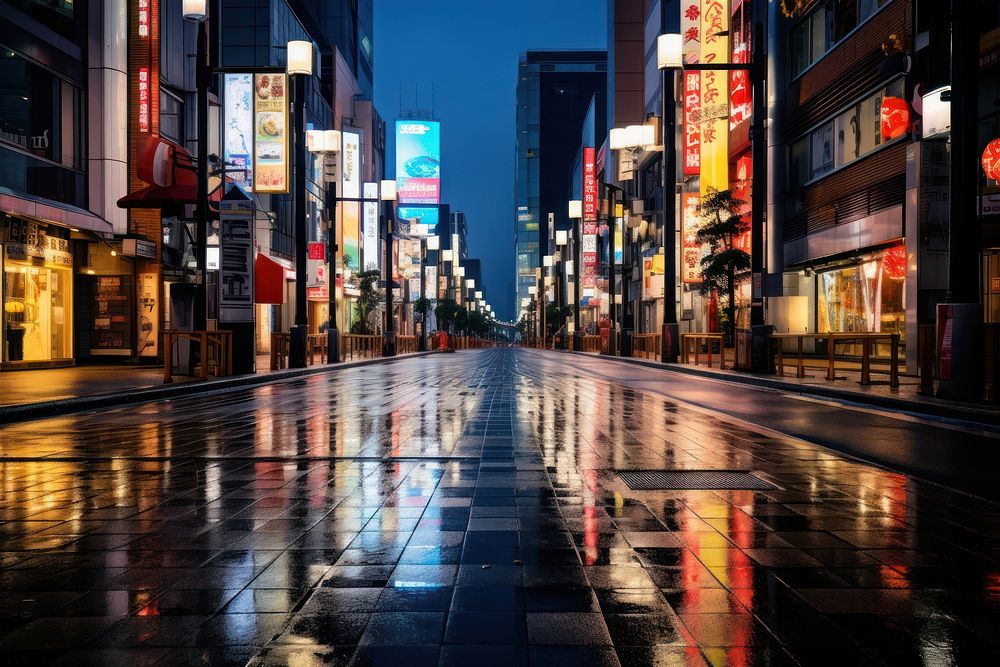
617, 470, 779, 491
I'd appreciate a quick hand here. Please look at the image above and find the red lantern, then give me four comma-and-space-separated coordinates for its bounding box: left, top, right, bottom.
983, 139, 1000, 181
880, 97, 910, 141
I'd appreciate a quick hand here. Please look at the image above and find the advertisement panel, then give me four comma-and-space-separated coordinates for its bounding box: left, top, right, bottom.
680, 1, 701, 63
342, 201, 360, 272
252, 73, 288, 193
396, 206, 439, 230
218, 196, 255, 323
699, 0, 730, 195
583, 147, 598, 224
582, 233, 598, 289
683, 72, 701, 176
363, 201, 379, 271
224, 73, 254, 187
681, 192, 704, 283
425, 266, 437, 299
341, 130, 361, 200
396, 121, 441, 203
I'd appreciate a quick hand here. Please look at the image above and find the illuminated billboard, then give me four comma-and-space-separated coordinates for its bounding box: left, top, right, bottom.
342, 201, 360, 271
395, 121, 440, 203
396, 206, 439, 231
223, 73, 254, 187
252, 73, 289, 193
341, 130, 361, 200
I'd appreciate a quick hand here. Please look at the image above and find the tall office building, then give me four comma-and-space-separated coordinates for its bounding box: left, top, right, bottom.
514, 51, 606, 320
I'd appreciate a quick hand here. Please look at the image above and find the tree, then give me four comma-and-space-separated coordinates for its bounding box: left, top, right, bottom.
697, 187, 750, 346
352, 269, 381, 334
434, 299, 463, 333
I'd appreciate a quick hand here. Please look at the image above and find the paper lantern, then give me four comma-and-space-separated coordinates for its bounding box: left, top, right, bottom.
983, 139, 1000, 181
880, 97, 910, 141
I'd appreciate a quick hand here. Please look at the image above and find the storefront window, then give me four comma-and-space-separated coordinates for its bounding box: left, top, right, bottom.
2, 217, 74, 363
817, 245, 906, 347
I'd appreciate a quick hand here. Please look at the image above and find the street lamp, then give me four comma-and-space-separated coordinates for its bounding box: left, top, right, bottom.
287, 39, 313, 369
380, 179, 397, 356
658, 32, 682, 363
307, 129, 342, 363
182, 0, 210, 333
569, 200, 583, 350
421, 234, 439, 351
608, 123, 656, 358
555, 231, 568, 349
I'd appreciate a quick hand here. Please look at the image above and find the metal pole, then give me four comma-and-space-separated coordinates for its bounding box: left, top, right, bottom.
194, 18, 209, 332
326, 181, 340, 363
661, 65, 679, 363
749, 11, 767, 326
382, 202, 396, 356
573, 216, 582, 350
288, 72, 308, 368
606, 184, 618, 356
419, 240, 427, 350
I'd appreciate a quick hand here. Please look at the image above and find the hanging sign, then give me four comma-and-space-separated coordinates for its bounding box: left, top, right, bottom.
699, 0, 730, 196
583, 147, 598, 224
683, 71, 701, 175
880, 97, 910, 141
341, 131, 361, 200
252, 73, 289, 193
218, 193, 255, 322
983, 139, 1000, 182
681, 192, 704, 283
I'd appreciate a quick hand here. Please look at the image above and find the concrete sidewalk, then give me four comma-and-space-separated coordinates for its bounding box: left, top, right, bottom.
0, 352, 434, 424
568, 349, 1000, 425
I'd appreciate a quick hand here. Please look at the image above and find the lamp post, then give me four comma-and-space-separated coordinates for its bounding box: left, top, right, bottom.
555, 230, 568, 349
528, 283, 538, 347
569, 200, 583, 350
609, 124, 656, 359
380, 179, 397, 357
421, 234, 439, 351
542, 255, 553, 348
182, 0, 210, 332
603, 183, 619, 356
658, 33, 682, 363
286, 39, 313, 369
306, 129, 342, 363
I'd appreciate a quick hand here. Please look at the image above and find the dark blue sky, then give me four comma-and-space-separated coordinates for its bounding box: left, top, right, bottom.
374, 0, 607, 321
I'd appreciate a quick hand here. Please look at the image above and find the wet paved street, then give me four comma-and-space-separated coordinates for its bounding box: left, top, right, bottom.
1, 349, 999, 665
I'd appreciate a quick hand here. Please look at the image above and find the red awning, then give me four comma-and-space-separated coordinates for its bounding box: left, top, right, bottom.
255, 253, 286, 305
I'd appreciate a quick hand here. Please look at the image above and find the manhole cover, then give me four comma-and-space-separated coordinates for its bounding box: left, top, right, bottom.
617, 470, 779, 491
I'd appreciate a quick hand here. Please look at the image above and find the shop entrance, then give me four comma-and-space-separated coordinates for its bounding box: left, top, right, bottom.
3, 261, 73, 365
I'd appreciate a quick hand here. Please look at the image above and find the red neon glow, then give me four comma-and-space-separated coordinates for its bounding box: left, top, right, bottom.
683, 71, 701, 175
879, 97, 910, 141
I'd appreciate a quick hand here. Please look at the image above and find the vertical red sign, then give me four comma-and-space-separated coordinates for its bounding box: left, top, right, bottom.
583, 147, 597, 227
683, 71, 701, 175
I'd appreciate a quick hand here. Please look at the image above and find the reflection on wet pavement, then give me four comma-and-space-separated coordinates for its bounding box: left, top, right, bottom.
0, 349, 998, 665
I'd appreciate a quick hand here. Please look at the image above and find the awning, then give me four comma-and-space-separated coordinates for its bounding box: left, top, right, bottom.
255, 253, 286, 304
117, 138, 221, 210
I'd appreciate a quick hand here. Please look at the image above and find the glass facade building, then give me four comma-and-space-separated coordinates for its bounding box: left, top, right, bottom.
514, 51, 606, 320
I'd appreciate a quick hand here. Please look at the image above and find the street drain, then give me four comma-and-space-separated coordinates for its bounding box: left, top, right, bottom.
616, 470, 779, 491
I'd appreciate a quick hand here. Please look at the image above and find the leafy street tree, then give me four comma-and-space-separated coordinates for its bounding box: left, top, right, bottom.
352, 269, 382, 335
434, 299, 463, 333
697, 187, 751, 346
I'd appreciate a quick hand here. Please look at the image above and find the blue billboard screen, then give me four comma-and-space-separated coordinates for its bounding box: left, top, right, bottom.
395, 121, 440, 204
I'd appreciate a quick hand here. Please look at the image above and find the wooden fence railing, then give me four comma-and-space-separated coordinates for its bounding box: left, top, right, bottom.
630, 333, 660, 360
163, 330, 233, 383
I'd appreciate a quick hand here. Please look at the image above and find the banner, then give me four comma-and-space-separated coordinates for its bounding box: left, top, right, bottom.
583, 147, 598, 223
223, 73, 254, 187
252, 73, 288, 193
699, 0, 730, 195
342, 201, 360, 271
582, 233, 598, 288
341, 130, 361, 200
683, 71, 701, 176
681, 192, 704, 283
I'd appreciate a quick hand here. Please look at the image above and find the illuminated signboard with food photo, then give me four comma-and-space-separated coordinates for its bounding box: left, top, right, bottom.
253, 73, 289, 193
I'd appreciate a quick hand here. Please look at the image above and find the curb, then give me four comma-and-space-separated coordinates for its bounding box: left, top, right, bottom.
0, 352, 437, 425
553, 349, 1000, 426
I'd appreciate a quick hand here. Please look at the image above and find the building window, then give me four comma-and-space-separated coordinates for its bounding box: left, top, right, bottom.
790, 0, 892, 78
817, 244, 906, 346
159, 89, 184, 145
789, 78, 904, 190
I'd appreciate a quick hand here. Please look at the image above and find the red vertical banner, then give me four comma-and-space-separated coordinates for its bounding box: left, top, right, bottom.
683, 71, 701, 176
583, 147, 598, 227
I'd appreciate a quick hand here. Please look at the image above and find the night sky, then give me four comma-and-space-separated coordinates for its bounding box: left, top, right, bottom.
374, 0, 607, 321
